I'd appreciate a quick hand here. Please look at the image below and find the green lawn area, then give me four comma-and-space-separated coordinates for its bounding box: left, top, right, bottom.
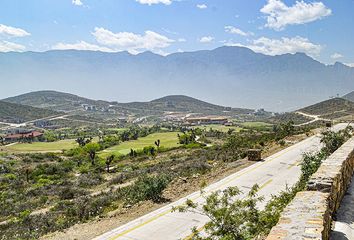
100, 132, 181, 157
3, 139, 78, 153
194, 124, 243, 133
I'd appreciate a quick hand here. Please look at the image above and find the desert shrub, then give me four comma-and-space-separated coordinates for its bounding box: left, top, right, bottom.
179, 161, 212, 177
64, 146, 85, 157
321, 127, 352, 155
124, 174, 171, 203
30, 161, 72, 182
77, 172, 103, 188
109, 173, 126, 185
178, 132, 196, 145
78, 164, 90, 174
58, 186, 87, 200
56, 193, 116, 221
278, 139, 286, 146
142, 146, 157, 156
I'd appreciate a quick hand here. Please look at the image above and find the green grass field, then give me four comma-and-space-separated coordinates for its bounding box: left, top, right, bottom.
100, 132, 181, 157
194, 124, 243, 133
3, 139, 78, 153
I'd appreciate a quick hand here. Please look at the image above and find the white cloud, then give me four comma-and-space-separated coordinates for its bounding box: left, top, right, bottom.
52, 41, 114, 52
197, 4, 207, 9
72, 0, 83, 6
0, 41, 26, 52
136, 0, 172, 5
153, 49, 170, 56
224, 26, 254, 36
92, 27, 174, 53
331, 53, 343, 59
226, 36, 322, 56
261, 0, 332, 30
0, 24, 30, 38
178, 38, 186, 42
199, 36, 214, 43
344, 63, 354, 68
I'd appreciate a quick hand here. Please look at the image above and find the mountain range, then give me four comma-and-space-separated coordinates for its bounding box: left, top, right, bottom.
1, 46, 354, 112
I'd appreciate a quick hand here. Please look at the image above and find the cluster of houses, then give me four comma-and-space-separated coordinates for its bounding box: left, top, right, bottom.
161, 113, 232, 126
81, 104, 115, 113
34, 120, 60, 130
184, 116, 230, 126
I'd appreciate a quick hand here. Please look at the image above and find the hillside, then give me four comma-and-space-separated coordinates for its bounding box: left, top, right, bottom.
1, 47, 354, 111
0, 101, 58, 123
4, 90, 110, 112
343, 91, 354, 102
268, 112, 313, 125
117, 95, 253, 115
299, 98, 354, 119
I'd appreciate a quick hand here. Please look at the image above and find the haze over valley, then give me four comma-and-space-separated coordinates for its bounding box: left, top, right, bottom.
1, 47, 353, 112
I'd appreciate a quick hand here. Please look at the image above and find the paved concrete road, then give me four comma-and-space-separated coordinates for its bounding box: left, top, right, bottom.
94, 123, 350, 240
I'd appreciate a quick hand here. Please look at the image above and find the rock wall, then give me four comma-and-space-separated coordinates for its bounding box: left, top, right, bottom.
266, 137, 354, 240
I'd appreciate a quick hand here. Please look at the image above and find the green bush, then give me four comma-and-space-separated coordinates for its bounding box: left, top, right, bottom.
125, 174, 171, 203
321, 127, 352, 155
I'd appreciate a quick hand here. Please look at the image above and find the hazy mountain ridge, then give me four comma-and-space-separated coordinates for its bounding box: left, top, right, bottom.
1, 46, 354, 111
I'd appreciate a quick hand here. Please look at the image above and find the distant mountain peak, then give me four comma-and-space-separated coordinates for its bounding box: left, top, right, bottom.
0, 46, 353, 111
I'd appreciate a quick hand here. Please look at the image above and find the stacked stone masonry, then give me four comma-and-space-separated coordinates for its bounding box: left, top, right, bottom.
266, 137, 354, 240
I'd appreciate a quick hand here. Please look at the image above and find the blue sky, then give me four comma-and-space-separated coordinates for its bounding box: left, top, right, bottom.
0, 0, 353, 65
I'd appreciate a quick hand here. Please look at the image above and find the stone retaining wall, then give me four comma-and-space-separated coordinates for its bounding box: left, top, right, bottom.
266, 137, 354, 240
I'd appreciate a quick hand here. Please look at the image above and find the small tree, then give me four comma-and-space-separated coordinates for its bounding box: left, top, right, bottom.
130, 149, 137, 158
76, 137, 93, 147
227, 128, 235, 135
84, 143, 101, 165
173, 185, 264, 239
155, 139, 161, 148
106, 155, 114, 173
178, 133, 196, 145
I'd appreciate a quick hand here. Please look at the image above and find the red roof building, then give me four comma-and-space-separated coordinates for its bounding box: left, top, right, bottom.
5, 131, 43, 141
